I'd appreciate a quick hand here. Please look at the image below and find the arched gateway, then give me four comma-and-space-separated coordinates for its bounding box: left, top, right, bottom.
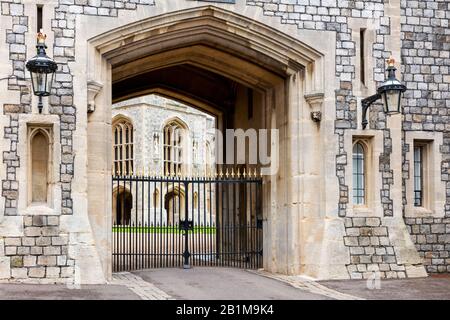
84, 5, 344, 281
0, 0, 433, 285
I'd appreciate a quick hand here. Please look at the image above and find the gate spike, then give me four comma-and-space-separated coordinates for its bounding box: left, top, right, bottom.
177, 167, 182, 178
254, 167, 258, 178
243, 167, 247, 178
225, 168, 229, 178
231, 167, 235, 178
237, 167, 241, 179
208, 168, 212, 179
219, 167, 224, 178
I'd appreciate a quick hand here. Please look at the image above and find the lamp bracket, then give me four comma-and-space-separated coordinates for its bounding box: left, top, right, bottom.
361, 92, 381, 130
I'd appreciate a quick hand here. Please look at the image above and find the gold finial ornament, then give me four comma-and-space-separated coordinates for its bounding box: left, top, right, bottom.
387, 56, 395, 67
243, 168, 247, 178
231, 168, 235, 178
37, 31, 46, 44
254, 167, 258, 178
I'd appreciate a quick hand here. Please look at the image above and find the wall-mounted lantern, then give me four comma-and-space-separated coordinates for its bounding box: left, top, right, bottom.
361, 57, 406, 129
26, 32, 57, 114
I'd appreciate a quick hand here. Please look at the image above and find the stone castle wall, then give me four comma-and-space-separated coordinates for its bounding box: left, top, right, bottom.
0, 0, 448, 282
400, 0, 450, 273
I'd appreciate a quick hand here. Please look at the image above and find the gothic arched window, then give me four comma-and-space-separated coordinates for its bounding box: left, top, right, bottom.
163, 119, 187, 176
352, 141, 366, 205
113, 118, 134, 175
30, 128, 51, 203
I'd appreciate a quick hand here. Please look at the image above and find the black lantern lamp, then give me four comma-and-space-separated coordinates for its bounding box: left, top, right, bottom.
26, 32, 57, 114
361, 57, 406, 129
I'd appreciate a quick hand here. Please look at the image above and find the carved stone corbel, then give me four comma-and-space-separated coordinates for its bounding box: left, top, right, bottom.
304, 92, 324, 123
87, 80, 103, 113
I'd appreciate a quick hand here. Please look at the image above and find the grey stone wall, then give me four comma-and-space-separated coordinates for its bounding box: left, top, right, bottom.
344, 217, 407, 279
1, 0, 157, 282
401, 0, 450, 274
50, 0, 156, 216
246, 0, 404, 279
246, 0, 450, 277
3, 215, 74, 281
0, 0, 449, 281
248, 0, 393, 218
1, 0, 31, 216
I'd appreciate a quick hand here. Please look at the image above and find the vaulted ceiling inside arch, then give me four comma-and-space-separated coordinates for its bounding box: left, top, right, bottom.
112, 64, 239, 113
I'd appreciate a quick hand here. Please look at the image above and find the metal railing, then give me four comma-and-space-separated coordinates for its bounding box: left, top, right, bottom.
112, 168, 263, 271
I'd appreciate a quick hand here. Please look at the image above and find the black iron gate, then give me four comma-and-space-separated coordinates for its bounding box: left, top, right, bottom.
112, 169, 263, 272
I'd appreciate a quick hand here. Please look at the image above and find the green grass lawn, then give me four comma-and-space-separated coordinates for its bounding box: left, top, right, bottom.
112, 225, 217, 234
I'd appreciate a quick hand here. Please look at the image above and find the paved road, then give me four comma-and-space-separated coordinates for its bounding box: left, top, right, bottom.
319, 275, 450, 300
1, 270, 450, 300
0, 283, 140, 300
134, 268, 331, 300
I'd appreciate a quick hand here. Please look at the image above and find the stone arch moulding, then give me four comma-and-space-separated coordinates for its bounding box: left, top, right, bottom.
86, 6, 326, 94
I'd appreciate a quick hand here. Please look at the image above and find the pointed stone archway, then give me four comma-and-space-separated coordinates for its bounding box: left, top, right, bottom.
83, 5, 344, 281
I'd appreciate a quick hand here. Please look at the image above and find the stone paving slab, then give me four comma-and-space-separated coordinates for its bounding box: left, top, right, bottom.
251, 270, 363, 300
134, 267, 332, 300
111, 272, 173, 300
319, 275, 450, 300
0, 283, 140, 300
